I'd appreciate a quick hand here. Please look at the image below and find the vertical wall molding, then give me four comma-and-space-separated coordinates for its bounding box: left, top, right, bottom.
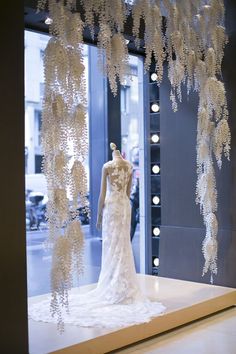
89, 46, 108, 236
0, 1, 29, 353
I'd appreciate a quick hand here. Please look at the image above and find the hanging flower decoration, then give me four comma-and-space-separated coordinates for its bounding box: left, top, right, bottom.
40, 0, 88, 331
38, 0, 229, 327
50, 220, 84, 332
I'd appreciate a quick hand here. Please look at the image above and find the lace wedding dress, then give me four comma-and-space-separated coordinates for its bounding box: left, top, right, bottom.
29, 158, 165, 328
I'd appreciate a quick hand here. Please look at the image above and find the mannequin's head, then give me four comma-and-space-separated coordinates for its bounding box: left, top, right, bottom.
110, 142, 121, 158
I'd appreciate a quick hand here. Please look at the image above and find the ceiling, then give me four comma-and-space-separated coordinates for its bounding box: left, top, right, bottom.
24, 0, 146, 55
24, 0, 49, 33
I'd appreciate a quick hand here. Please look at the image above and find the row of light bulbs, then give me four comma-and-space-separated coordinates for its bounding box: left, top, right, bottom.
150, 76, 160, 268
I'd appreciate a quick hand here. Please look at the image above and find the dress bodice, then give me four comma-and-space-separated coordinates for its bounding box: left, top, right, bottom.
104, 159, 132, 195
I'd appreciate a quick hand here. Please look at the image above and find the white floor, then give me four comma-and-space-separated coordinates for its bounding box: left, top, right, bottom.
28, 275, 236, 354
114, 306, 236, 354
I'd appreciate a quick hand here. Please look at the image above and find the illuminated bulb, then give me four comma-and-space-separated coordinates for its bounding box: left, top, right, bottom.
45, 17, 53, 25
152, 196, 160, 205
151, 103, 160, 112
153, 227, 160, 236
151, 73, 158, 81
152, 165, 160, 174
151, 134, 159, 143
125, 39, 130, 45
153, 257, 159, 267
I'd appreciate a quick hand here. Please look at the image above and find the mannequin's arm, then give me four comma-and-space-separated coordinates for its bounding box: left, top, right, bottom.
126, 171, 133, 198
96, 166, 107, 230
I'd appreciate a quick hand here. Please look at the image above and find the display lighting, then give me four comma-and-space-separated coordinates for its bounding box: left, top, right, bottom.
151, 134, 159, 143
151, 73, 158, 82
45, 17, 53, 25
153, 227, 160, 236
152, 164, 160, 174
153, 257, 159, 267
152, 196, 160, 205
151, 103, 160, 112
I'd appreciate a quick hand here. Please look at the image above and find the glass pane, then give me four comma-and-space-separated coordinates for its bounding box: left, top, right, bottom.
25, 31, 145, 299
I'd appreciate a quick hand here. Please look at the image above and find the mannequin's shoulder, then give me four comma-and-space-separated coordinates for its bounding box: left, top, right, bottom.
103, 161, 113, 170
103, 159, 132, 171
116, 159, 132, 170
124, 160, 133, 170
126, 160, 133, 167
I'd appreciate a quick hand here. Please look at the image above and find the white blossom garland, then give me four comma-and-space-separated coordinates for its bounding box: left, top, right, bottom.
40, 0, 88, 331
38, 0, 229, 328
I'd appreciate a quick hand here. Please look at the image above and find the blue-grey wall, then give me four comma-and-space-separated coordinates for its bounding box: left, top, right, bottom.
159, 0, 236, 288
89, 46, 108, 236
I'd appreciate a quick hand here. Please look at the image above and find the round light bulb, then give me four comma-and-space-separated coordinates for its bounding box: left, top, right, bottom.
152, 196, 160, 205
151, 73, 158, 82
152, 165, 160, 174
151, 103, 160, 112
151, 134, 159, 143
153, 257, 159, 267
45, 17, 53, 25
153, 227, 160, 236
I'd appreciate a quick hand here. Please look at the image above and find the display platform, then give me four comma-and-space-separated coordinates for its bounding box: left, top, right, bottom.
28, 275, 236, 354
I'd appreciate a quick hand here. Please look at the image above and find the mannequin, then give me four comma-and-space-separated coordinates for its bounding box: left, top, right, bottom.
96, 142, 132, 229
29, 142, 165, 329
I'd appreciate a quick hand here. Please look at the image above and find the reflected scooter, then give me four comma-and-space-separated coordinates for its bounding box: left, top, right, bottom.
25, 192, 47, 230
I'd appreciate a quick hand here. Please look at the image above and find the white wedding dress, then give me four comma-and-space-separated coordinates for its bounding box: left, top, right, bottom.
29, 159, 165, 328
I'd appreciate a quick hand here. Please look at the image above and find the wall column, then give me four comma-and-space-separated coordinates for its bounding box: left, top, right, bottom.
0, 1, 29, 353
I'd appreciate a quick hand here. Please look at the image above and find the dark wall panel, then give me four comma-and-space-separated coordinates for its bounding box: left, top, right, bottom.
107, 83, 121, 161
160, 68, 202, 229
159, 226, 208, 283
0, 1, 28, 353
159, 0, 236, 287
160, 226, 236, 288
